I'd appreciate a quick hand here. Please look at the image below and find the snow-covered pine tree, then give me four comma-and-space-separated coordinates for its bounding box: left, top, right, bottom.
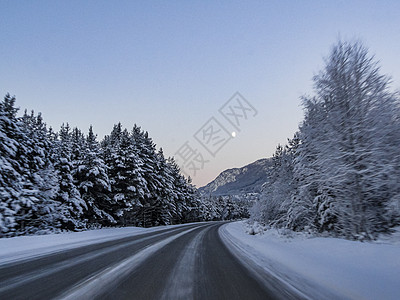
70, 127, 85, 171
200, 195, 220, 221
149, 148, 176, 225
130, 125, 159, 227
17, 110, 60, 234
1, 95, 206, 235
167, 158, 200, 223
75, 126, 115, 227
179, 175, 202, 223
102, 124, 146, 225
0, 94, 24, 236
53, 123, 87, 230
166, 157, 186, 223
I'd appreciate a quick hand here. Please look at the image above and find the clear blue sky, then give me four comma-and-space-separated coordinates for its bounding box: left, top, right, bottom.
1, 0, 400, 186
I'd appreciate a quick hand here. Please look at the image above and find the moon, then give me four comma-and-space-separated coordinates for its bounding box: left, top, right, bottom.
231, 131, 236, 138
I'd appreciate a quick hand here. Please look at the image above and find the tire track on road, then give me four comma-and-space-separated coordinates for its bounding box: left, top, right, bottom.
0, 223, 204, 300
58, 224, 209, 300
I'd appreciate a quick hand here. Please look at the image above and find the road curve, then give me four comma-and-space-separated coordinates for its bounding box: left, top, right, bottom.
0, 222, 300, 300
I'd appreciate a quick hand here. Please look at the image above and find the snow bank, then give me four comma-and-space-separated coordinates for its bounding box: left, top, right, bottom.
222, 221, 400, 300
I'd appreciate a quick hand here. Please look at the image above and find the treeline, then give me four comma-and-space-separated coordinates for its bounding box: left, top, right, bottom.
0, 96, 205, 237
201, 195, 250, 221
251, 41, 400, 240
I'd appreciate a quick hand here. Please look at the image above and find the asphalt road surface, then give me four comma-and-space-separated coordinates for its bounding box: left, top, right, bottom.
0, 222, 302, 300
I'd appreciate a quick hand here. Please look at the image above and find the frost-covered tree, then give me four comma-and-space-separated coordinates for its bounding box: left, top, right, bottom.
1, 95, 209, 237
287, 101, 336, 232
102, 124, 147, 225
250, 41, 400, 240
129, 125, 160, 226
149, 148, 176, 225
75, 126, 115, 226
308, 41, 400, 239
17, 110, 60, 234
200, 195, 248, 221
167, 158, 201, 223
0, 94, 24, 236
53, 123, 87, 230
252, 140, 297, 227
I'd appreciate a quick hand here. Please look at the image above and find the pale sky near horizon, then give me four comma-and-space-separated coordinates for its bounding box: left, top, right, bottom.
1, 1, 400, 187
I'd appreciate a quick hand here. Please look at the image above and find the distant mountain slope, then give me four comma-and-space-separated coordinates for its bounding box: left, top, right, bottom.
199, 158, 272, 196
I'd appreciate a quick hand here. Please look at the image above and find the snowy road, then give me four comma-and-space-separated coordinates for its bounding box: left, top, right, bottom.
0, 222, 299, 300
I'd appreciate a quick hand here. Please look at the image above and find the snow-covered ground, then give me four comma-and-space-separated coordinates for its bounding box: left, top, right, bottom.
2, 221, 399, 300
221, 221, 400, 300
0, 223, 197, 265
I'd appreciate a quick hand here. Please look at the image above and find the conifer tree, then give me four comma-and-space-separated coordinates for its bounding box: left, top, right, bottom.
76, 126, 115, 226
17, 110, 60, 234
53, 123, 87, 230
0, 94, 23, 236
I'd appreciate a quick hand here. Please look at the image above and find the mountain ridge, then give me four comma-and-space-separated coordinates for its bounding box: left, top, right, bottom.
199, 158, 272, 196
